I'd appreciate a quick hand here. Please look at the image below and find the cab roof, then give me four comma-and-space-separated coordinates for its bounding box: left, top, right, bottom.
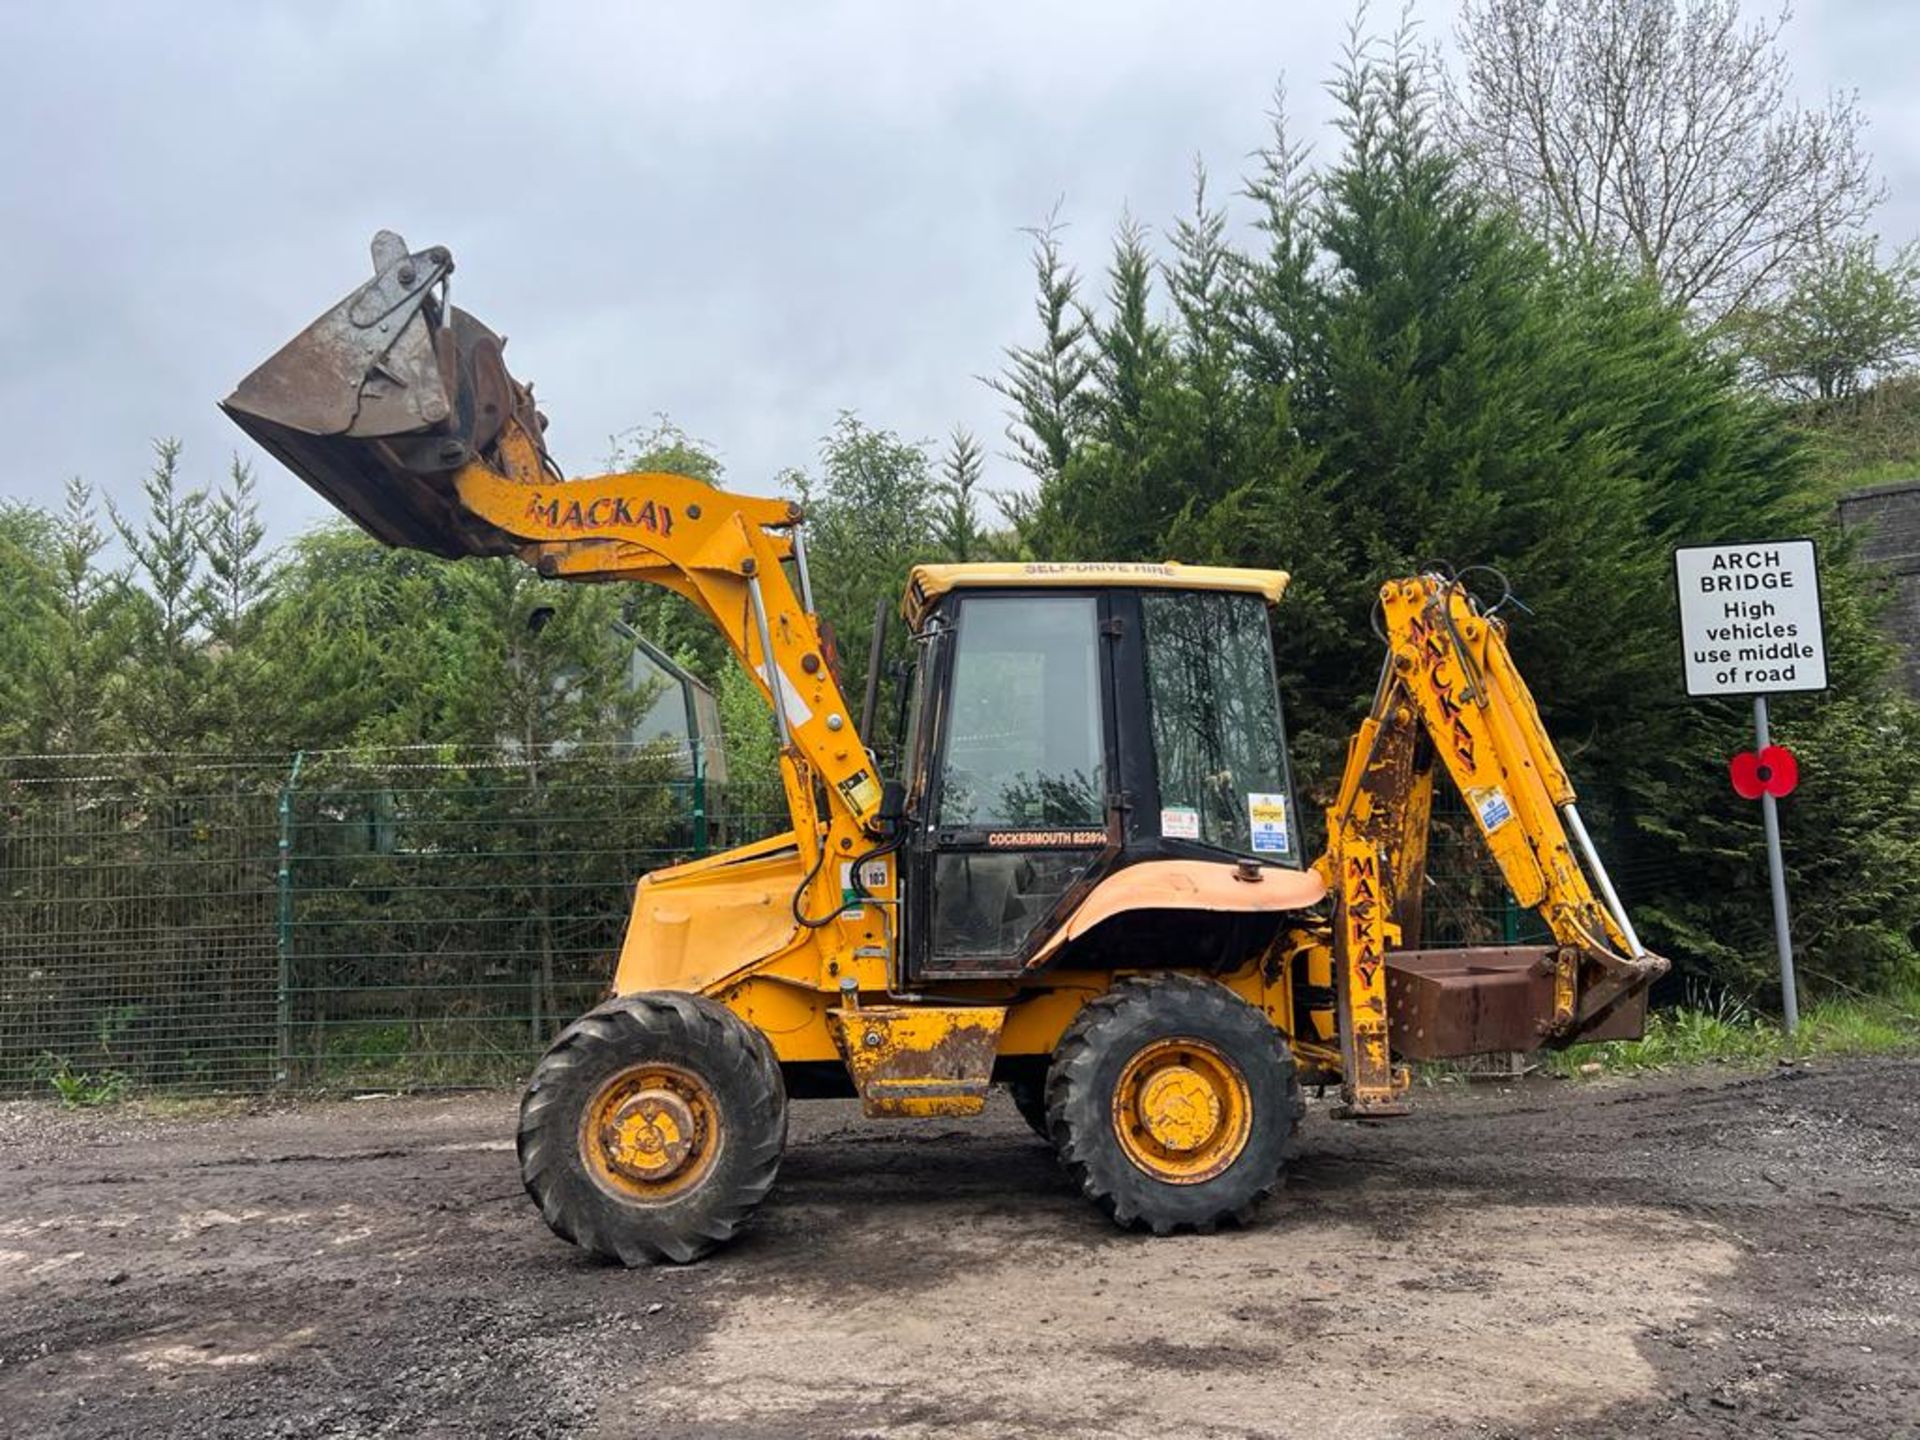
902, 562, 1290, 626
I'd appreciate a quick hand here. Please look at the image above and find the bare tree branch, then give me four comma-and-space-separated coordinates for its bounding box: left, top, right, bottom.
1445, 0, 1882, 321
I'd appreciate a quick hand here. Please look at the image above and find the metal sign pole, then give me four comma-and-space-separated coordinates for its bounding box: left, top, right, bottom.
1752, 696, 1799, 1033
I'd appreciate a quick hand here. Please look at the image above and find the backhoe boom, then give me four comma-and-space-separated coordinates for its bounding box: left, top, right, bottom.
1320, 575, 1669, 1113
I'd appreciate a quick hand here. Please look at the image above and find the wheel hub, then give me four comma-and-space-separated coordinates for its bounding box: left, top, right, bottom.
1137, 1066, 1224, 1152
599, 1087, 699, 1183
580, 1062, 720, 1200
1112, 1037, 1253, 1184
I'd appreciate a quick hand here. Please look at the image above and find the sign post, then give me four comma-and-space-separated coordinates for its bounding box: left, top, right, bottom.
1750, 696, 1798, 1032
1674, 540, 1827, 1032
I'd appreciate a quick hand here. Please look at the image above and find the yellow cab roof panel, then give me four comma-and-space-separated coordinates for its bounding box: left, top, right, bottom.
903, 561, 1289, 625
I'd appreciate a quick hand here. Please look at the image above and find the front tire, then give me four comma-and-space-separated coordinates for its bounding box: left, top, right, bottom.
517, 992, 787, 1265
1046, 974, 1301, 1235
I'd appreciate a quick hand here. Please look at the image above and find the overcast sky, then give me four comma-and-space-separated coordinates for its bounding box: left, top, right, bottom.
3, 1, 1916, 544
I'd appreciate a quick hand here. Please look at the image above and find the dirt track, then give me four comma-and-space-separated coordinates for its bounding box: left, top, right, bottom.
2, 1058, 1916, 1439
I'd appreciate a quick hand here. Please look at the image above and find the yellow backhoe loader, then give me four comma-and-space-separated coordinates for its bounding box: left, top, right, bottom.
224, 233, 1668, 1263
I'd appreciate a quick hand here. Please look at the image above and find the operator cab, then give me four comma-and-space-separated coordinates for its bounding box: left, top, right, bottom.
889, 564, 1305, 980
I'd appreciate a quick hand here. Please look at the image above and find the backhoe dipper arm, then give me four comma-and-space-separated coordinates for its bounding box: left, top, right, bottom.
1318, 575, 1668, 1113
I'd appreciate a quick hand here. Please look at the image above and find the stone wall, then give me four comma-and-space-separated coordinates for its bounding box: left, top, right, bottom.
1838, 478, 1920, 697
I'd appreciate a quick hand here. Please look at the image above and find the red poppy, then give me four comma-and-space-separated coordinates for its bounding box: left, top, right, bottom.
1729, 745, 1798, 800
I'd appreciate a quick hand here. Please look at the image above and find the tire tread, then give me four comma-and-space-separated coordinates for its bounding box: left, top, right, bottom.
1045, 974, 1301, 1233
516, 991, 786, 1266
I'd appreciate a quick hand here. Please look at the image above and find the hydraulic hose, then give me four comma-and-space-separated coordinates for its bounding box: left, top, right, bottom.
791, 832, 906, 930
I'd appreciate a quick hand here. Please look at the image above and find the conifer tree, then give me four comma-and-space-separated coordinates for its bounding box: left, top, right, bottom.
990, 211, 1093, 491
994, 29, 1920, 997
109, 439, 207, 755
936, 427, 986, 562
37, 479, 127, 756
1165, 164, 1241, 511
785, 415, 935, 740
193, 459, 272, 751
0, 503, 57, 751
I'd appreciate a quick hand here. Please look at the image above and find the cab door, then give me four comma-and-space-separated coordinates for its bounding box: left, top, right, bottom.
906, 591, 1119, 978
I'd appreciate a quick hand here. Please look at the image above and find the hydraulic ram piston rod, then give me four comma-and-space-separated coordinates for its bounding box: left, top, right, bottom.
1561, 802, 1645, 959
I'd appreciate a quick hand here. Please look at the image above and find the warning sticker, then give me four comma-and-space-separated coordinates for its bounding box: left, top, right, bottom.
1248, 793, 1291, 854
1161, 806, 1201, 840
1470, 786, 1514, 833
835, 767, 881, 816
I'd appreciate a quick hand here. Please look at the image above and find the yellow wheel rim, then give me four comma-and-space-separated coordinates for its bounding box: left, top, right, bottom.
1112, 1037, 1252, 1184
581, 1062, 720, 1202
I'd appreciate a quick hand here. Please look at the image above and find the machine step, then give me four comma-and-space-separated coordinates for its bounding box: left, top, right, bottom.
826, 1005, 1007, 1119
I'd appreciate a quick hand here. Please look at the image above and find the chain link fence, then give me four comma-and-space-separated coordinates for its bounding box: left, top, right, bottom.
3, 746, 1581, 1099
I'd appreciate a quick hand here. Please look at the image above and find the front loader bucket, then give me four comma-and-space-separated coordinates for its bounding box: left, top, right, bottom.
221, 230, 546, 559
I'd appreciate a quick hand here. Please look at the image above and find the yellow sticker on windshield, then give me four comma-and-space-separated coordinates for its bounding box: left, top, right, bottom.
1248, 793, 1290, 854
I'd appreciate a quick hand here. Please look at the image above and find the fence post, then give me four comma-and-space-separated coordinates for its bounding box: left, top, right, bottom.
275, 750, 305, 1087
691, 737, 709, 856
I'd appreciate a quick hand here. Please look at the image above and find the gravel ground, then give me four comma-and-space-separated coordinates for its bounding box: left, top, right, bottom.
1, 1056, 1916, 1439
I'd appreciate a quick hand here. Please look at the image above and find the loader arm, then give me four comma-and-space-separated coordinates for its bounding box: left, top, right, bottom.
1318, 574, 1668, 1114
221, 232, 885, 898
444, 418, 885, 842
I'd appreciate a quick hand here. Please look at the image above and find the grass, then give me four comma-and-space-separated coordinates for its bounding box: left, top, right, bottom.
1797, 377, 1920, 498
26, 983, 1920, 1108
38, 1056, 131, 1109
1824, 456, 1920, 494
298, 1019, 537, 1093
1545, 983, 1920, 1077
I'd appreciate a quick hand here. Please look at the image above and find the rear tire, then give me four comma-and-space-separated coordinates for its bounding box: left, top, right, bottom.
517, 992, 786, 1265
1046, 974, 1301, 1235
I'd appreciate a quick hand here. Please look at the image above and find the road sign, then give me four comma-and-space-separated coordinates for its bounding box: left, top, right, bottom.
1675, 539, 1823, 1033
1674, 539, 1826, 697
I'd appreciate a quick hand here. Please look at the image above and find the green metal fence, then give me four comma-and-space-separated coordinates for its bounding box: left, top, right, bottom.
0, 745, 789, 1098
0, 761, 282, 1096
280, 750, 688, 1090
1422, 790, 1553, 948
2, 746, 1560, 1099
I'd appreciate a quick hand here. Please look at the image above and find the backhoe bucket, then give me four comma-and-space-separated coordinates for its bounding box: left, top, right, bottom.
221, 230, 545, 558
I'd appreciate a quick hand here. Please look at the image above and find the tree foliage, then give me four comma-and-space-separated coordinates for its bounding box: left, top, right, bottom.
1729, 237, 1920, 405
1000, 32, 1920, 997
988, 211, 1094, 489
936, 427, 988, 563
4, 26, 1915, 1015
254, 526, 644, 755
0, 502, 59, 752
1447, 0, 1880, 321
0, 440, 662, 765
108, 440, 209, 754
784, 413, 938, 723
